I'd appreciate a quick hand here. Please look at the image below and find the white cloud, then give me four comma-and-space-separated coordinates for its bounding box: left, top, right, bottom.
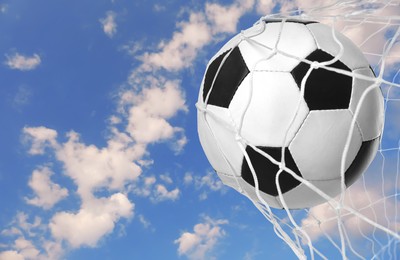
206, 0, 254, 34
24, 126, 143, 200
50, 193, 133, 248
109, 115, 122, 125
139, 12, 211, 71
20, 127, 142, 249
175, 217, 228, 260
55, 130, 142, 198
154, 184, 180, 202
23, 126, 58, 155
100, 11, 117, 38
139, 0, 254, 72
184, 172, 194, 185
25, 166, 68, 210
5, 53, 41, 71
125, 79, 188, 145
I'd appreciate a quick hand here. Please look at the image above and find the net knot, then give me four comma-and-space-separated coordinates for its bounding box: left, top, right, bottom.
195, 102, 207, 113
271, 48, 278, 57
235, 133, 242, 142
278, 162, 285, 171
311, 61, 321, 70
239, 31, 247, 41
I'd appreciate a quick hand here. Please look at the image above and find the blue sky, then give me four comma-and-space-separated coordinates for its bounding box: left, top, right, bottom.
0, 0, 399, 259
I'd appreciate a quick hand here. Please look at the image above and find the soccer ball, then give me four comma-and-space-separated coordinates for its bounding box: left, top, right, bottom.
197, 18, 384, 209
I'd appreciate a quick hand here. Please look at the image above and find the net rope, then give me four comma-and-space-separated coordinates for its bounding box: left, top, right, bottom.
197, 0, 400, 259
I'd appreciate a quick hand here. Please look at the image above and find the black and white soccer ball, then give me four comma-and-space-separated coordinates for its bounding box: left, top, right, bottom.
197, 18, 384, 209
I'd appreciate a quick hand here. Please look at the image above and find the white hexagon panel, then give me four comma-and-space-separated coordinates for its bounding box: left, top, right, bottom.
289, 110, 362, 181
229, 71, 309, 147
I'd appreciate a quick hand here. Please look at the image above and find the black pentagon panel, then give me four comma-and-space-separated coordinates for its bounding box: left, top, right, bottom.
202, 49, 230, 104
345, 137, 380, 187
202, 46, 249, 108
263, 18, 317, 25
241, 146, 302, 196
291, 49, 353, 110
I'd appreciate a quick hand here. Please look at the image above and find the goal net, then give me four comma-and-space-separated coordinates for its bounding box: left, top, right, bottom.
198, 0, 400, 259
250, 1, 400, 259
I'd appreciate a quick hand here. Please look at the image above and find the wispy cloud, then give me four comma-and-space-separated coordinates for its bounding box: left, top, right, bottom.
153, 4, 166, 12
131, 175, 181, 202
184, 171, 225, 200
0, 4, 8, 13
100, 11, 117, 38
138, 214, 154, 231
5, 53, 41, 71
12, 85, 32, 110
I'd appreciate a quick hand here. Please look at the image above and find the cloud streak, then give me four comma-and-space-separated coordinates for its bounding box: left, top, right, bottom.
5, 53, 41, 71
100, 11, 117, 38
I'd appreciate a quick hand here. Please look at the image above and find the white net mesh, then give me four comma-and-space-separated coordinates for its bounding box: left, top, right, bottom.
198, 1, 400, 259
